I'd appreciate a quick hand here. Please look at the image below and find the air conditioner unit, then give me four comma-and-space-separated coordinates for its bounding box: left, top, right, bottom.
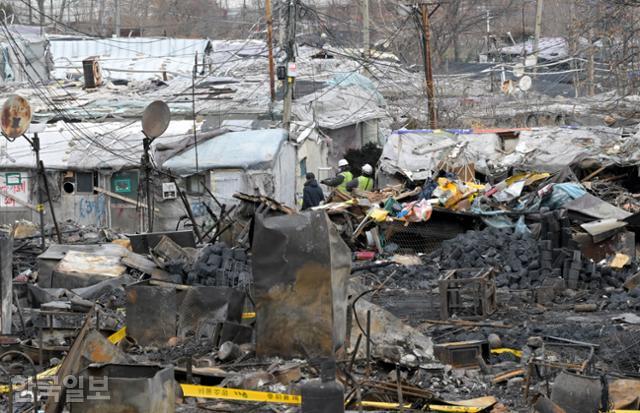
82, 57, 103, 89
162, 182, 177, 200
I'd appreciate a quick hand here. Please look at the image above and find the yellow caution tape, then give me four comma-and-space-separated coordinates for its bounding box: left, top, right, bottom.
0, 328, 127, 394
181, 383, 301, 405
357, 400, 412, 409
490, 348, 523, 358
427, 405, 482, 412
241, 312, 256, 319
36, 204, 45, 212
0, 365, 59, 394
108, 326, 127, 344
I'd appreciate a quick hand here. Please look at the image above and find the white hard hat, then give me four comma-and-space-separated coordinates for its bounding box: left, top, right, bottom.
338, 159, 349, 167
362, 164, 373, 174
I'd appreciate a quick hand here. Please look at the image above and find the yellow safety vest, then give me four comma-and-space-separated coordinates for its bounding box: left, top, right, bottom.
337, 171, 353, 192
357, 176, 373, 191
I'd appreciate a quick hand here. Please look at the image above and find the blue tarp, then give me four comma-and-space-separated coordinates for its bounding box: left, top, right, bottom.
162, 129, 287, 175
473, 182, 588, 228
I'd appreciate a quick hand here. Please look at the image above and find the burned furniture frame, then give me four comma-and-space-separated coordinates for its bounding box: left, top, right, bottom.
439, 267, 497, 320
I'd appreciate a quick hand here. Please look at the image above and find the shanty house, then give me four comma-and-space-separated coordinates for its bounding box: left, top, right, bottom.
161, 128, 295, 227
0, 120, 195, 232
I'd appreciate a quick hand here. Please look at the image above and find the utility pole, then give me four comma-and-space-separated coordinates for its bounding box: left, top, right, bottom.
588, 27, 595, 96
588, 1, 600, 97
533, 0, 544, 75
114, 0, 120, 37
485, 7, 491, 56
362, 0, 370, 57
33, 134, 45, 250
266, 0, 276, 102
278, 0, 285, 47
570, 0, 579, 97
419, 3, 437, 129
282, 0, 296, 132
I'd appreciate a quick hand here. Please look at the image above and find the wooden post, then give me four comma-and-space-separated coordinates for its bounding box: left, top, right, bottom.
0, 235, 13, 334
533, 0, 544, 76
420, 3, 437, 129
266, 0, 276, 102
282, 0, 296, 132
362, 0, 370, 57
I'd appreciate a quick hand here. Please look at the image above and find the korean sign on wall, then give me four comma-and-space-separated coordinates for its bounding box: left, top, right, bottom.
0, 171, 29, 207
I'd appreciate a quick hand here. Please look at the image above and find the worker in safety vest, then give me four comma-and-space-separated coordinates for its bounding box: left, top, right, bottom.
346, 163, 374, 192
321, 159, 353, 193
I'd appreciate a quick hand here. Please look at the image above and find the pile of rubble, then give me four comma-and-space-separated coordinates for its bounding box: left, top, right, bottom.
0, 184, 639, 413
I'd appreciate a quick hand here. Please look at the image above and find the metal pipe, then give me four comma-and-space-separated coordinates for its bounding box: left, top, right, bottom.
366, 310, 371, 378
38, 160, 62, 243
31, 135, 45, 250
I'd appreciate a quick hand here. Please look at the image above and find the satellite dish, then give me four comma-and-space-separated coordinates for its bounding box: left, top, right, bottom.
1, 95, 32, 138
524, 55, 537, 68
519, 75, 533, 91
142, 100, 171, 139
513, 63, 525, 78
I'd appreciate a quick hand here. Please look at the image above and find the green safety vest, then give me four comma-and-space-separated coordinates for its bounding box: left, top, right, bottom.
357, 176, 373, 191
337, 171, 353, 192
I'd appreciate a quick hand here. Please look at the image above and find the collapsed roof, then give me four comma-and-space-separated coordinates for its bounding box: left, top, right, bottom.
379, 126, 640, 180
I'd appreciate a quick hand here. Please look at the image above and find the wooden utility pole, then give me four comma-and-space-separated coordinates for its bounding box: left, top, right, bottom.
98, 0, 105, 36
588, 28, 595, 96
266, 0, 276, 102
282, 0, 296, 132
533, 0, 544, 75
420, 3, 437, 129
570, 0, 579, 97
362, 0, 370, 57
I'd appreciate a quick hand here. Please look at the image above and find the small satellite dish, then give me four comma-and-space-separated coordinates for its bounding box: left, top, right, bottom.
524, 55, 537, 67
519, 75, 533, 91
513, 63, 525, 78
142, 100, 171, 139
1, 95, 32, 138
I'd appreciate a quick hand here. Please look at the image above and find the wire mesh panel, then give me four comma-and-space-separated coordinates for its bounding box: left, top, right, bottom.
380, 219, 466, 254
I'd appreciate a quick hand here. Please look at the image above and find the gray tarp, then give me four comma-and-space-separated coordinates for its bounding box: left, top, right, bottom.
162, 129, 287, 176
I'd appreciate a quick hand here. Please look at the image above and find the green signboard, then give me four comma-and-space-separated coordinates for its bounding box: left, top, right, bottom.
113, 178, 132, 193
5, 173, 21, 186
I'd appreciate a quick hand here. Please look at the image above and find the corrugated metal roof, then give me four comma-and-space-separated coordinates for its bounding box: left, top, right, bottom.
49, 36, 213, 81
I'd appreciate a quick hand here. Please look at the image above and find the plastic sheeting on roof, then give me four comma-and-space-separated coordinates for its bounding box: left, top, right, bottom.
0, 120, 195, 170
293, 82, 386, 130
162, 129, 287, 176
379, 127, 640, 180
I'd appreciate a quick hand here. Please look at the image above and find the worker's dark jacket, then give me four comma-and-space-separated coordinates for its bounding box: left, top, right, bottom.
302, 179, 324, 210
